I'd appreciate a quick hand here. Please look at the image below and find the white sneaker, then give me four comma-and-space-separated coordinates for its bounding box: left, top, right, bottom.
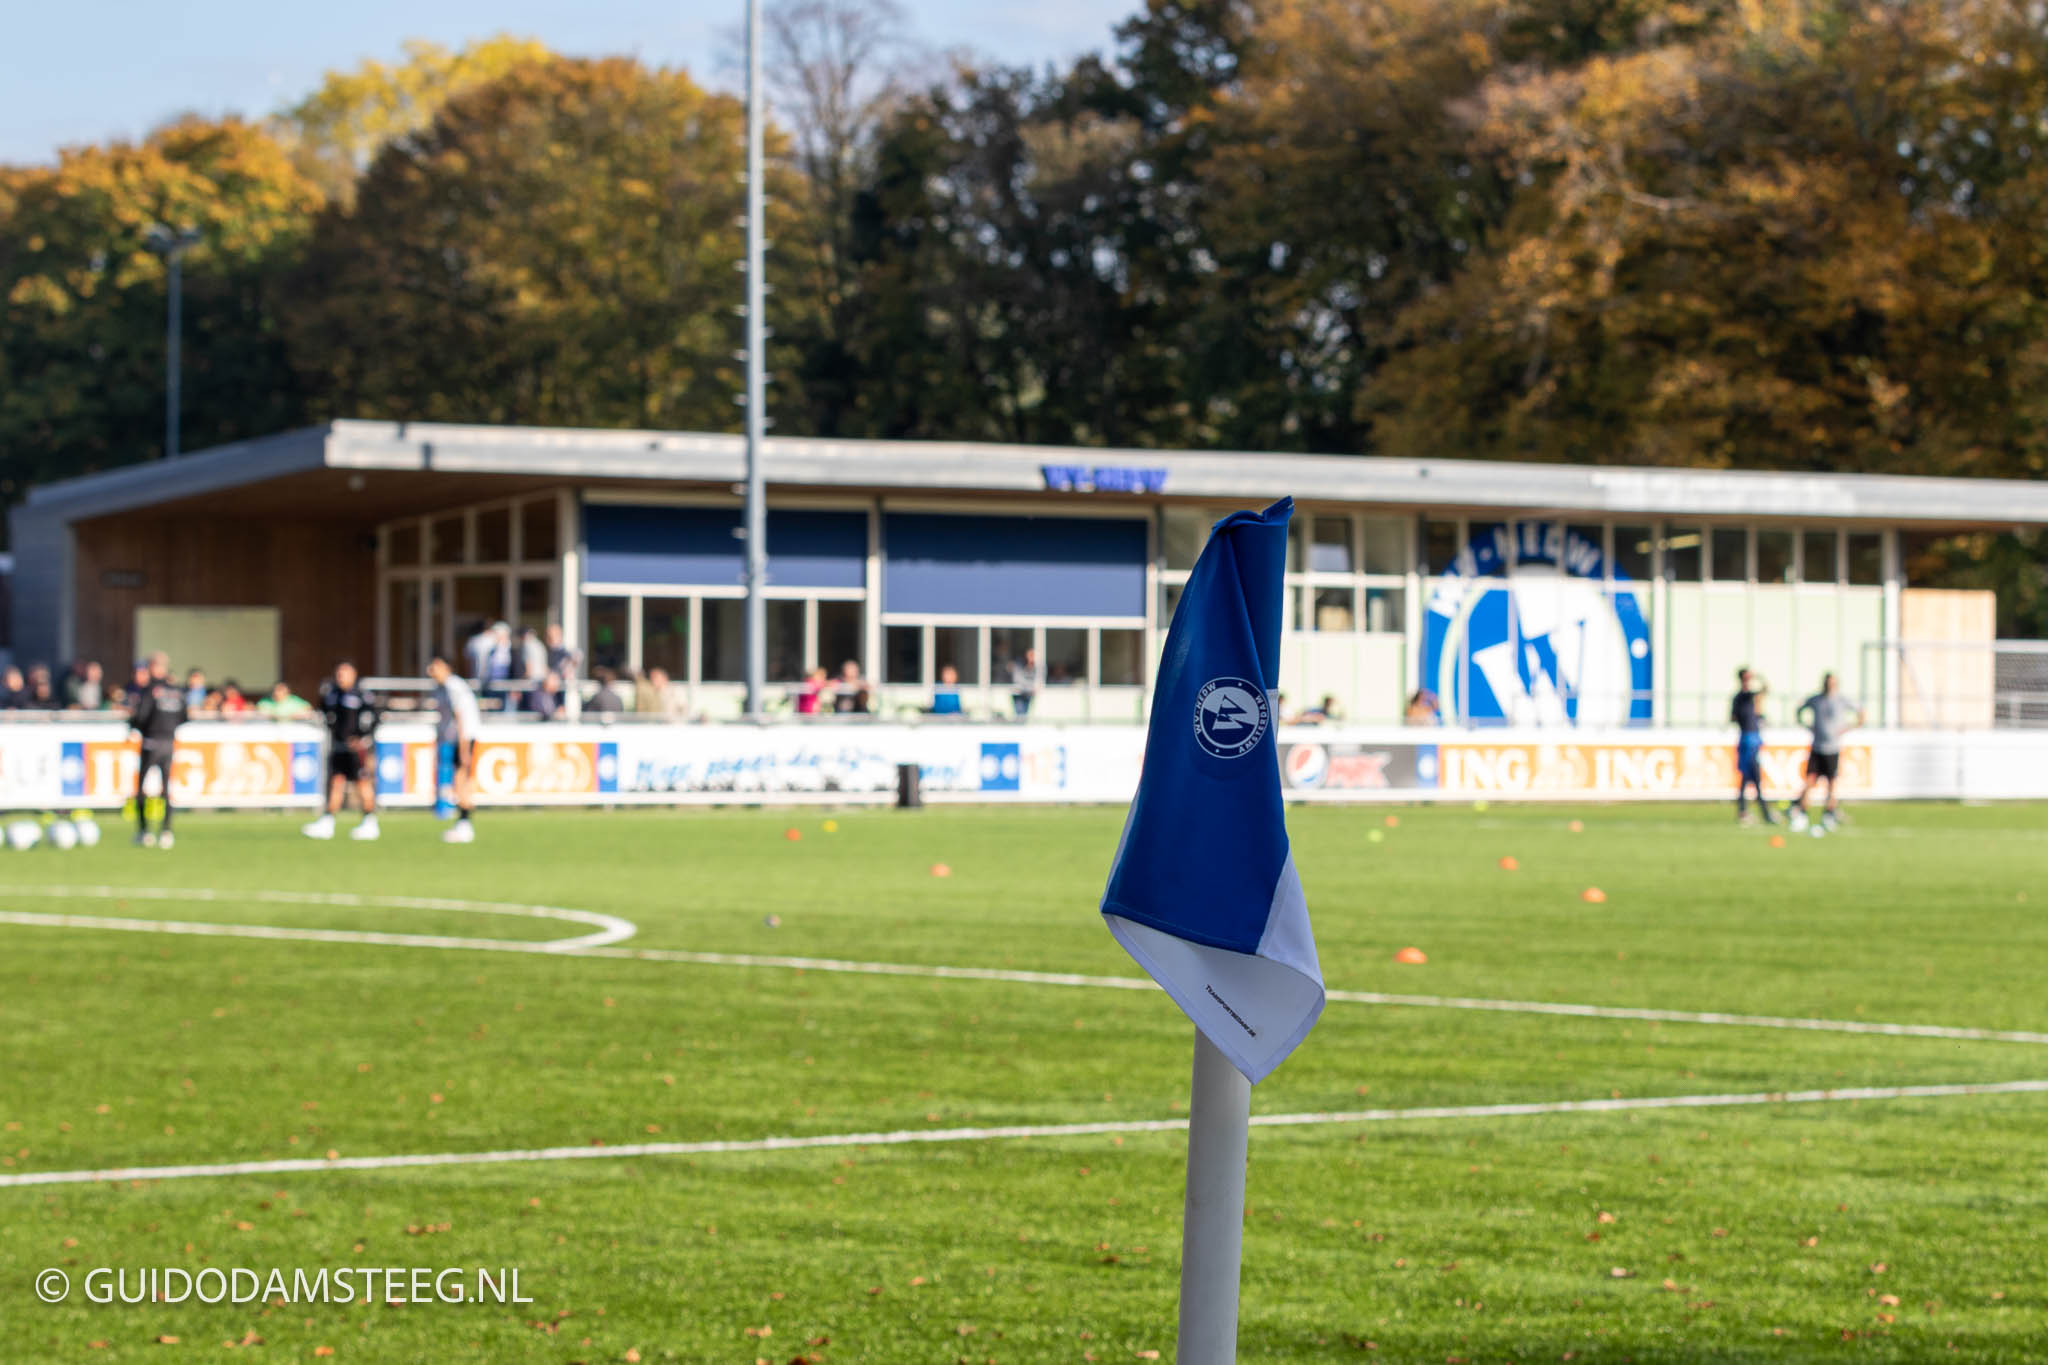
1787, 808, 1809, 832
302, 815, 336, 840
134, 831, 156, 848
158, 832, 175, 850
441, 820, 475, 845
350, 816, 380, 841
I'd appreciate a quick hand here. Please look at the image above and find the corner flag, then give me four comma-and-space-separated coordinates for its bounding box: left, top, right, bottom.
1101, 497, 1323, 1084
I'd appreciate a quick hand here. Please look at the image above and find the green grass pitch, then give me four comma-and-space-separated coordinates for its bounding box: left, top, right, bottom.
3, 801, 2046, 1362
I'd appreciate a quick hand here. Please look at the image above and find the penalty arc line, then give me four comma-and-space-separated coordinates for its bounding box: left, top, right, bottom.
4, 1079, 2047, 1190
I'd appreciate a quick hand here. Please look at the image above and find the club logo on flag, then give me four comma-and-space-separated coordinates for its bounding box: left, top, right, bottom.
1193, 678, 1268, 759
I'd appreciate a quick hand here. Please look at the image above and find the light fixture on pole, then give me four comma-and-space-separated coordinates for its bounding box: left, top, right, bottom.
143, 224, 203, 460
740, 0, 769, 719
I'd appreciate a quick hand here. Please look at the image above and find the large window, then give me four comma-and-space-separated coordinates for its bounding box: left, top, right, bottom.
1710, 527, 1747, 583
377, 494, 564, 673
1162, 508, 1409, 637
580, 589, 862, 686
642, 597, 689, 678
587, 596, 630, 672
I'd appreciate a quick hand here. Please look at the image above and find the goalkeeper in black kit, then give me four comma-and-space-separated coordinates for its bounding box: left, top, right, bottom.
129, 651, 185, 848
302, 661, 381, 841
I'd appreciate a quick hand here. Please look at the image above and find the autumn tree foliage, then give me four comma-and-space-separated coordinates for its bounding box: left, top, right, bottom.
6, 1, 2048, 541
286, 57, 776, 432
0, 117, 322, 496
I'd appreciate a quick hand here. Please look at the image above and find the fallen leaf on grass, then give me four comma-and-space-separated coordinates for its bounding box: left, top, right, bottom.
743, 1325, 773, 1339
1596, 1212, 1616, 1224
1609, 1268, 1635, 1279
155, 1337, 179, 1346
1879, 1294, 1900, 1307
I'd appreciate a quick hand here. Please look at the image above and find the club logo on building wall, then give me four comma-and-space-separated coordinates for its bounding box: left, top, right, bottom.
1421, 523, 1653, 727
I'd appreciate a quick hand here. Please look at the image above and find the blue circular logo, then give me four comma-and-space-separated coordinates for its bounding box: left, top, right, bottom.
1193, 678, 1270, 759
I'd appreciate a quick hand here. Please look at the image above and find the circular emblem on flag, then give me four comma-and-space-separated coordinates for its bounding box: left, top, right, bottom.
1193, 678, 1269, 759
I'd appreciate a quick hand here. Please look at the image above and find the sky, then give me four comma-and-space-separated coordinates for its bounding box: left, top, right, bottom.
0, 0, 1128, 165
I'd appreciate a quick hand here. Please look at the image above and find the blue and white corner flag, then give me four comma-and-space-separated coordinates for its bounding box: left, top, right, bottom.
1102, 497, 1323, 1084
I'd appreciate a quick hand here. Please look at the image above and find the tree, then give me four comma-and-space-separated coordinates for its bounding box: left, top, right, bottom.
753, 0, 934, 435
279, 35, 555, 204
0, 117, 322, 501
1367, 0, 2048, 479
288, 57, 778, 432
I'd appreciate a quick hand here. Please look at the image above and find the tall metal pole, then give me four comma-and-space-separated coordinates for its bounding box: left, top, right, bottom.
165, 250, 183, 459
146, 224, 201, 460
742, 0, 769, 719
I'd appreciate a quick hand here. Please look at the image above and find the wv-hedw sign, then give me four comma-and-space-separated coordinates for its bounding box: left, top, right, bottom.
1422, 522, 1654, 727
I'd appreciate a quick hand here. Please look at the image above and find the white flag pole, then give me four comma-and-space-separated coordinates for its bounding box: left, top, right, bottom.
1177, 1027, 1251, 1362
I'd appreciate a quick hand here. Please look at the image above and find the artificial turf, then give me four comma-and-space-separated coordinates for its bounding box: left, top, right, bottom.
1, 801, 2044, 1362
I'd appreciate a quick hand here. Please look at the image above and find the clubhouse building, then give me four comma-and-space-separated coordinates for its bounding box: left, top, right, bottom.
13, 420, 2047, 727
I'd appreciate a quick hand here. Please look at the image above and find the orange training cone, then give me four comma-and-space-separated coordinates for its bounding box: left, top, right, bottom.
930, 863, 952, 878
1580, 887, 1607, 904
1393, 946, 1428, 965
784, 828, 802, 841
1498, 855, 1519, 871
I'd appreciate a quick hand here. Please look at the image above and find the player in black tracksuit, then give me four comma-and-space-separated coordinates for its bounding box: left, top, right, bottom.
303, 662, 382, 841
128, 652, 185, 847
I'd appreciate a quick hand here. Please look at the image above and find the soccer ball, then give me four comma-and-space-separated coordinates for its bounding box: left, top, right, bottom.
6, 820, 43, 851
73, 817, 101, 847
47, 820, 78, 851
1786, 808, 1810, 833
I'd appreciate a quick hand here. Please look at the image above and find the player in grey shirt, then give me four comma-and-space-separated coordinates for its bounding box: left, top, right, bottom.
1786, 672, 1864, 833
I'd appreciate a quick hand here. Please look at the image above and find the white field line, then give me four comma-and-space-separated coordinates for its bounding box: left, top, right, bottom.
4, 1079, 2046, 1190
7, 885, 2048, 1047
0, 885, 634, 952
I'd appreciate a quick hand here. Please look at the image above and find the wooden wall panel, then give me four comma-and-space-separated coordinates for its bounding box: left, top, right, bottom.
69, 516, 377, 695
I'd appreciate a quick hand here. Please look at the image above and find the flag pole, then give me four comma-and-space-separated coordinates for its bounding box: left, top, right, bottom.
1177, 1027, 1251, 1362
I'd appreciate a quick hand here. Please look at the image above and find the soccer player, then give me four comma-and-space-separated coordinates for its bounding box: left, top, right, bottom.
1786, 672, 1865, 833
427, 654, 481, 844
303, 662, 381, 841
1730, 666, 1773, 825
128, 651, 185, 848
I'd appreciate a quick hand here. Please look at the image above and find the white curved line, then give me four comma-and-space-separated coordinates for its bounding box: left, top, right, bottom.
4, 1078, 2045, 1190
0, 885, 634, 952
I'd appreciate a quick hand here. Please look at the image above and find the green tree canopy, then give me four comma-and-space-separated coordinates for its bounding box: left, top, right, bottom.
0, 116, 322, 498
287, 57, 777, 432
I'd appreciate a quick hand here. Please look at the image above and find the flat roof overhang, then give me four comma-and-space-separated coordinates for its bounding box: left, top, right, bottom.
26, 419, 2048, 531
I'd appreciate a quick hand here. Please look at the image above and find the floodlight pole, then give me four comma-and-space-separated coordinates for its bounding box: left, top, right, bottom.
145, 224, 202, 459
741, 0, 769, 719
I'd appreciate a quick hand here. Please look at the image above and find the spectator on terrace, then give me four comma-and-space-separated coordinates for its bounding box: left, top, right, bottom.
1008, 648, 1038, 719
184, 668, 209, 711
218, 681, 254, 716
1405, 689, 1441, 726
20, 666, 62, 711
585, 666, 624, 715
930, 664, 964, 717
831, 660, 871, 715
544, 623, 581, 682
258, 681, 313, 718
63, 660, 104, 710
1296, 693, 1341, 725
0, 666, 24, 708
519, 627, 548, 684
634, 666, 687, 719
524, 670, 564, 720
794, 667, 827, 716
